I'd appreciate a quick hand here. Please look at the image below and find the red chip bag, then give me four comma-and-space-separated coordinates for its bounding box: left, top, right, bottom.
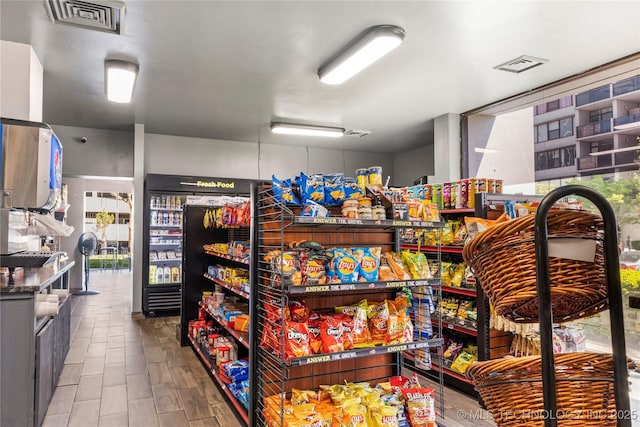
260, 323, 282, 354
320, 315, 345, 354
289, 299, 310, 322
307, 312, 322, 354
284, 321, 312, 360
265, 298, 290, 322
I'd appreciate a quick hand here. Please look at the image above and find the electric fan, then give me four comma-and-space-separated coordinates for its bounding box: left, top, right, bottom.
74, 232, 100, 295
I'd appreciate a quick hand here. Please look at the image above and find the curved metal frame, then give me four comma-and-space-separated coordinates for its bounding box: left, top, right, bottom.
535, 184, 631, 427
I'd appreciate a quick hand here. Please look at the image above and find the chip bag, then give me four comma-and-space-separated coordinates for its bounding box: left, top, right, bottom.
401, 251, 431, 280
333, 249, 360, 283
337, 404, 368, 427
272, 174, 300, 205
299, 252, 328, 285
353, 247, 381, 282
298, 172, 325, 204
336, 313, 354, 350
307, 312, 322, 354
323, 173, 346, 206
369, 405, 399, 427
320, 315, 345, 353
401, 388, 436, 427
284, 320, 312, 360
385, 252, 411, 280
368, 300, 389, 346
289, 299, 310, 323
344, 176, 365, 200
450, 351, 477, 374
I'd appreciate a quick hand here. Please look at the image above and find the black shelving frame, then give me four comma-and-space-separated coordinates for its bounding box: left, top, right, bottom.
534, 185, 631, 427
248, 183, 446, 427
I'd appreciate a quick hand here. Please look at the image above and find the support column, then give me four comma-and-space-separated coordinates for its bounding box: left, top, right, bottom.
0, 41, 43, 121
132, 123, 144, 313
432, 113, 461, 182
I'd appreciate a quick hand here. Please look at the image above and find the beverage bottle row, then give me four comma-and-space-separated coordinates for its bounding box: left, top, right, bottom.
149, 264, 181, 284
150, 194, 182, 210
151, 211, 183, 226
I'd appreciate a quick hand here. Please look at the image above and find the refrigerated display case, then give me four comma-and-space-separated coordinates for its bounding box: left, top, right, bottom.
142, 174, 253, 316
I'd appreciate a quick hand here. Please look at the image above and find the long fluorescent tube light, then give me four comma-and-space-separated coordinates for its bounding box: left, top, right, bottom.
590, 146, 640, 156
318, 25, 405, 85
105, 59, 139, 103
270, 122, 344, 138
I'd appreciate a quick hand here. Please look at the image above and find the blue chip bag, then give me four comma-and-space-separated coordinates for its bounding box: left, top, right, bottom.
344, 177, 364, 200
272, 174, 299, 205
333, 248, 360, 283
323, 173, 345, 206
353, 247, 381, 282
300, 199, 329, 217
298, 172, 325, 204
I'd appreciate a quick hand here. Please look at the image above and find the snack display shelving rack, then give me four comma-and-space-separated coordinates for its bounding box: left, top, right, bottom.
249, 183, 446, 427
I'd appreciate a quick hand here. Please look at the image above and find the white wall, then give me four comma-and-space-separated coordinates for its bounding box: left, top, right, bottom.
393, 145, 435, 187
52, 125, 134, 177
144, 133, 395, 179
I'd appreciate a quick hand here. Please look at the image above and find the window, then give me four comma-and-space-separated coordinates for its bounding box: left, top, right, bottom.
535, 117, 574, 142
589, 107, 612, 123
547, 99, 560, 112
535, 146, 576, 171
534, 96, 573, 115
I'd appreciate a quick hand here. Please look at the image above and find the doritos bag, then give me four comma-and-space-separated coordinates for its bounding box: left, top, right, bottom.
320, 315, 345, 353
284, 321, 312, 360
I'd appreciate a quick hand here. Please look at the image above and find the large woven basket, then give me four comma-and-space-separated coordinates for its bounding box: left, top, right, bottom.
462, 210, 608, 323
466, 353, 635, 427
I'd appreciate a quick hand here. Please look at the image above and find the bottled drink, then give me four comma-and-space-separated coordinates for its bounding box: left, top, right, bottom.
165, 195, 170, 209
151, 211, 157, 225
163, 265, 171, 283
168, 212, 174, 225
150, 196, 156, 209
156, 265, 165, 284
163, 212, 169, 225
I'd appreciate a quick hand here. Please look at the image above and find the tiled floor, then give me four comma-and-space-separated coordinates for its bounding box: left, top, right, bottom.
43, 269, 494, 427
43, 270, 242, 427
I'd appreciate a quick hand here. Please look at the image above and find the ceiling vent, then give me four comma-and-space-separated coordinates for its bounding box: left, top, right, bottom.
344, 129, 371, 137
494, 55, 548, 73
44, 0, 125, 34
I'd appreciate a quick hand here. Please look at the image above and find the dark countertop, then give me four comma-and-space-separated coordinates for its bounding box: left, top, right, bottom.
0, 260, 75, 294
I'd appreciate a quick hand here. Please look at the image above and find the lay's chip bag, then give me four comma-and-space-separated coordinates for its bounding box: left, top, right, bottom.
333, 248, 360, 283
353, 247, 381, 282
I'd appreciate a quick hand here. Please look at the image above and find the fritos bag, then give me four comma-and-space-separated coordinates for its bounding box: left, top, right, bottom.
368, 301, 389, 346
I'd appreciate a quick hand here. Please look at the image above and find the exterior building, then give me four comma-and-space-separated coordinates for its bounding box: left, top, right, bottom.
534, 74, 640, 182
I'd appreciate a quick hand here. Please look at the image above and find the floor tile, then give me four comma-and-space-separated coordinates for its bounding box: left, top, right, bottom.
158, 410, 190, 427
128, 398, 159, 427
148, 363, 173, 385
82, 356, 105, 376
100, 384, 128, 416
152, 383, 183, 414
98, 413, 129, 427
177, 387, 213, 420
57, 363, 84, 386
127, 372, 153, 400
46, 384, 77, 415
102, 364, 127, 387
76, 374, 103, 401
42, 412, 70, 427
68, 399, 100, 427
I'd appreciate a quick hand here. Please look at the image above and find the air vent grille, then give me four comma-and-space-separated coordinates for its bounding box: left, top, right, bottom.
494, 55, 548, 73
45, 0, 125, 34
344, 129, 371, 138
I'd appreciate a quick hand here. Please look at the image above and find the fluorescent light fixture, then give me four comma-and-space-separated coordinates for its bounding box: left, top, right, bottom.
590, 146, 640, 156
270, 122, 344, 138
318, 25, 405, 85
475, 147, 499, 154
105, 59, 139, 103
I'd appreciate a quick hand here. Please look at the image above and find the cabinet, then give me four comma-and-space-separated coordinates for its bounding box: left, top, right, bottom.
400, 206, 513, 396
180, 202, 251, 425
249, 184, 445, 426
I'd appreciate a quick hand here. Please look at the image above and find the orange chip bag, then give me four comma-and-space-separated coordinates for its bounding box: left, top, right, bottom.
402, 387, 436, 427
320, 315, 345, 353
368, 301, 389, 346
352, 300, 372, 348
385, 252, 411, 280
336, 313, 354, 350
284, 320, 312, 360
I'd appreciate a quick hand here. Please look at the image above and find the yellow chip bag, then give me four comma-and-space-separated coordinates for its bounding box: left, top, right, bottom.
338, 404, 368, 427
369, 405, 399, 427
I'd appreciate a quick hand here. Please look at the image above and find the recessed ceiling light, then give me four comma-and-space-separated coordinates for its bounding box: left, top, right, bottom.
105, 59, 139, 103
270, 122, 345, 138
494, 55, 548, 73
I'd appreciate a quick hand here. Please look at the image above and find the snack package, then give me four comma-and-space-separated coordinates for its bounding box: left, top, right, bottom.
289, 299, 310, 323
464, 212, 509, 238
336, 313, 354, 350
401, 251, 431, 280
299, 251, 328, 286
368, 301, 390, 346
284, 320, 312, 360
297, 172, 325, 204
344, 176, 365, 200
307, 312, 322, 354
385, 252, 411, 280
272, 175, 300, 205
401, 388, 436, 427
450, 351, 477, 374
333, 249, 360, 283
338, 404, 368, 427
323, 173, 346, 206
353, 247, 381, 282
273, 251, 303, 286
336, 300, 372, 348
320, 315, 346, 353
369, 404, 399, 427
450, 263, 465, 287
300, 199, 330, 218
440, 261, 452, 287
421, 200, 440, 222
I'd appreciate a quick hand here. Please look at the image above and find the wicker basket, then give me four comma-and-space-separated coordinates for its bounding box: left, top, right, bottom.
462, 210, 608, 323
466, 353, 635, 427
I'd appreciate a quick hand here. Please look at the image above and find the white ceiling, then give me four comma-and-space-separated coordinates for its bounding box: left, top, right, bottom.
1, 1, 640, 153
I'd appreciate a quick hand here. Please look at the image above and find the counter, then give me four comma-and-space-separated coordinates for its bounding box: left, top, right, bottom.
0, 260, 75, 293
1, 260, 75, 427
